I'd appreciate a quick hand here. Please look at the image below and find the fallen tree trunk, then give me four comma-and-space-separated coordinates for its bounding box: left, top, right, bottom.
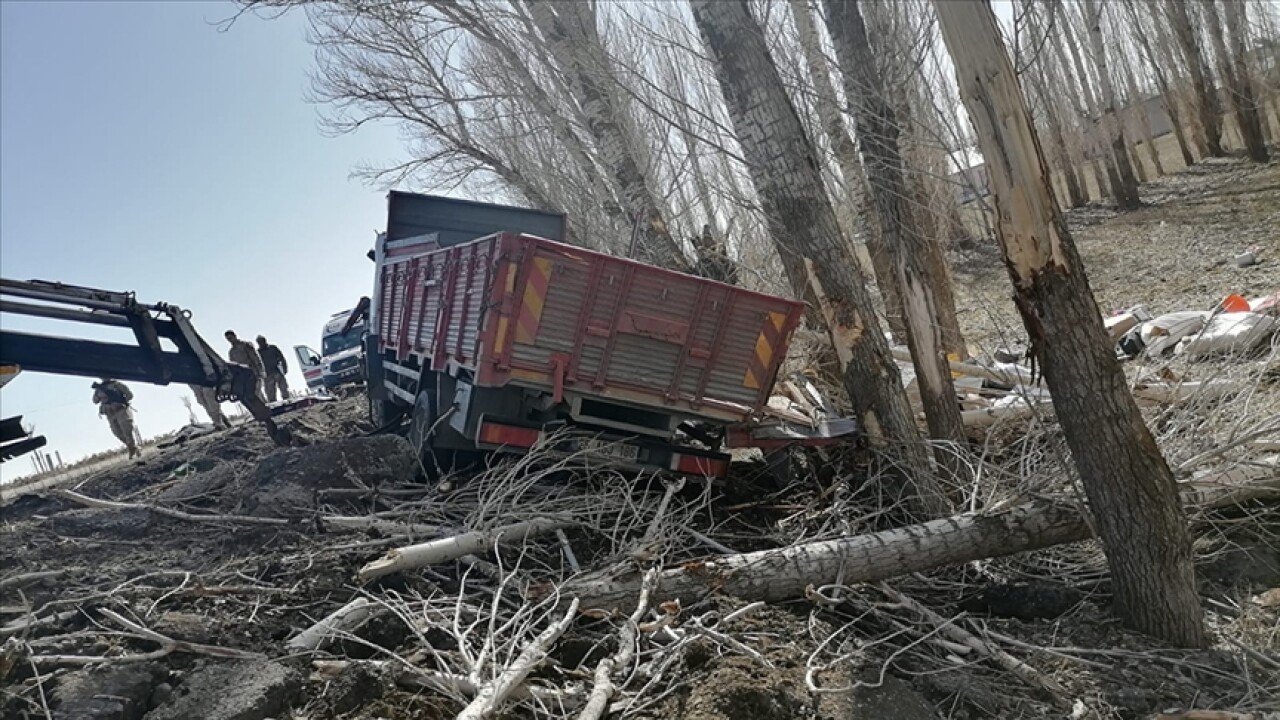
566, 474, 1280, 612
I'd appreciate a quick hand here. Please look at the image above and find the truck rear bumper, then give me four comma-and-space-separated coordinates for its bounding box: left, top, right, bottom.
474, 416, 730, 479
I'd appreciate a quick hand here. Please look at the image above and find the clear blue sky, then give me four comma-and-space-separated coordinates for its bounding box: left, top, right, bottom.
1, 1, 403, 481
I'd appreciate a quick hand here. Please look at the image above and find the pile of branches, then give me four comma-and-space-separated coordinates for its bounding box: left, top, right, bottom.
3, 416, 1278, 719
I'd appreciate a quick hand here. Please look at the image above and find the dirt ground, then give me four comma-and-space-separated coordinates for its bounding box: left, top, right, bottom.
2, 159, 1278, 720
954, 155, 1279, 353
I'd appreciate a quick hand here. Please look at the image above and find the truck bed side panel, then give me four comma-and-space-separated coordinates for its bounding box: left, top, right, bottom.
480, 235, 803, 421
382, 233, 803, 421
385, 235, 501, 370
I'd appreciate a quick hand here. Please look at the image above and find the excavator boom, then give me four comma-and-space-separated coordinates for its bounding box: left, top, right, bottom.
0, 278, 288, 458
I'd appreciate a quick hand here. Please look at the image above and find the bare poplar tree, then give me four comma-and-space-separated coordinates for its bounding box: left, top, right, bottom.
1046, 6, 1112, 202
1081, 0, 1142, 208
1021, 0, 1088, 207
689, 0, 950, 519
858, 0, 969, 360
1218, 0, 1270, 162
1057, 2, 1128, 207
787, 0, 905, 341
1165, 0, 1226, 156
934, 0, 1205, 648
1119, 0, 1196, 169
523, 0, 694, 272
821, 0, 968, 479
1117, 47, 1165, 178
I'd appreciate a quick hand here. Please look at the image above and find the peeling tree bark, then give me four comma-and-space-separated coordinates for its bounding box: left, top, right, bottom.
933, 0, 1206, 648
689, 0, 949, 519
822, 0, 969, 483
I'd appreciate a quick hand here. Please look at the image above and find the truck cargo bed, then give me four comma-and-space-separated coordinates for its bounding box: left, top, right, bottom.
378, 233, 803, 423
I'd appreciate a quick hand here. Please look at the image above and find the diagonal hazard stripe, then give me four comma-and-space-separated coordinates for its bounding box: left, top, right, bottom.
743, 311, 787, 390
515, 256, 553, 345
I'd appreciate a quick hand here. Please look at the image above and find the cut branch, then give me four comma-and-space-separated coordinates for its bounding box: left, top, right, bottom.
358, 518, 569, 582
456, 597, 580, 720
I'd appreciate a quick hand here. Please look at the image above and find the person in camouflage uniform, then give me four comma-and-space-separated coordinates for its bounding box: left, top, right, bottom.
92, 378, 140, 458
256, 335, 291, 402
189, 383, 231, 429
224, 330, 266, 402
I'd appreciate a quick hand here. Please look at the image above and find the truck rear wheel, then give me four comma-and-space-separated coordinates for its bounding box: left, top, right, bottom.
407, 386, 439, 474
408, 378, 481, 482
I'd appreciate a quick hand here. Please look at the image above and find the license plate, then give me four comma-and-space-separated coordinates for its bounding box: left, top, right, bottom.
578, 437, 640, 462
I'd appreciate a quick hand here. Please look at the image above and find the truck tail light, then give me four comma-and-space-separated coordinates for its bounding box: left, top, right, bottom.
478, 421, 541, 449
670, 453, 730, 478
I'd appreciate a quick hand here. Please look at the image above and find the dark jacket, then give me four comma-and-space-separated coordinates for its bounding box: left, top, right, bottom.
259, 344, 288, 376
93, 380, 133, 407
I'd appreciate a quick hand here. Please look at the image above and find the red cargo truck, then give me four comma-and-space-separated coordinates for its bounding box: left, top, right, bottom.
365, 193, 808, 478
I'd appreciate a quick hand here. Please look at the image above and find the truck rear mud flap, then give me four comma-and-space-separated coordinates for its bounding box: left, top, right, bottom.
474, 417, 730, 479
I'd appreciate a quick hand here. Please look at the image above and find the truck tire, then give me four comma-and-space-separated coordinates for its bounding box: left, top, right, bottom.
407, 385, 439, 472
408, 374, 481, 482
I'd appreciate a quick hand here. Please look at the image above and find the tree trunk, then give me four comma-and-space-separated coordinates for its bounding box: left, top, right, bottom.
524, 0, 691, 272
1240, 1, 1278, 145
1023, 2, 1088, 207
933, 0, 1206, 648
566, 473, 1278, 613
1082, 0, 1143, 209
1166, 0, 1225, 156
787, 0, 905, 342
1220, 0, 1270, 162
1049, 14, 1112, 202
822, 0, 969, 480
1148, 3, 1208, 161
1119, 55, 1165, 177
688, 0, 949, 519
895, 77, 970, 362
1120, 0, 1196, 168
1058, 8, 1126, 204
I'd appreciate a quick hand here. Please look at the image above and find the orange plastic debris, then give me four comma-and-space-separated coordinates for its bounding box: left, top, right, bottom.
1219, 294, 1249, 313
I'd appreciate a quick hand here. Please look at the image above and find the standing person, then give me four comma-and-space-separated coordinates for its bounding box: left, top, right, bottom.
188, 384, 231, 429
256, 335, 291, 402
92, 378, 141, 459
225, 330, 265, 401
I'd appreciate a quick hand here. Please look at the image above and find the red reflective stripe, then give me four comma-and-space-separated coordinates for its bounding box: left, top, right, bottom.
478, 422, 540, 448
672, 453, 729, 478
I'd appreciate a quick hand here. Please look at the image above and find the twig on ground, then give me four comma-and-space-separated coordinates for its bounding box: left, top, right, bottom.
286, 597, 374, 652
556, 529, 581, 574
577, 570, 658, 720
874, 584, 1069, 704
0, 570, 77, 591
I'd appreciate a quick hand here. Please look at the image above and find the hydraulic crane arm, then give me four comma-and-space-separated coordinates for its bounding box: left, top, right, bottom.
0, 278, 289, 446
